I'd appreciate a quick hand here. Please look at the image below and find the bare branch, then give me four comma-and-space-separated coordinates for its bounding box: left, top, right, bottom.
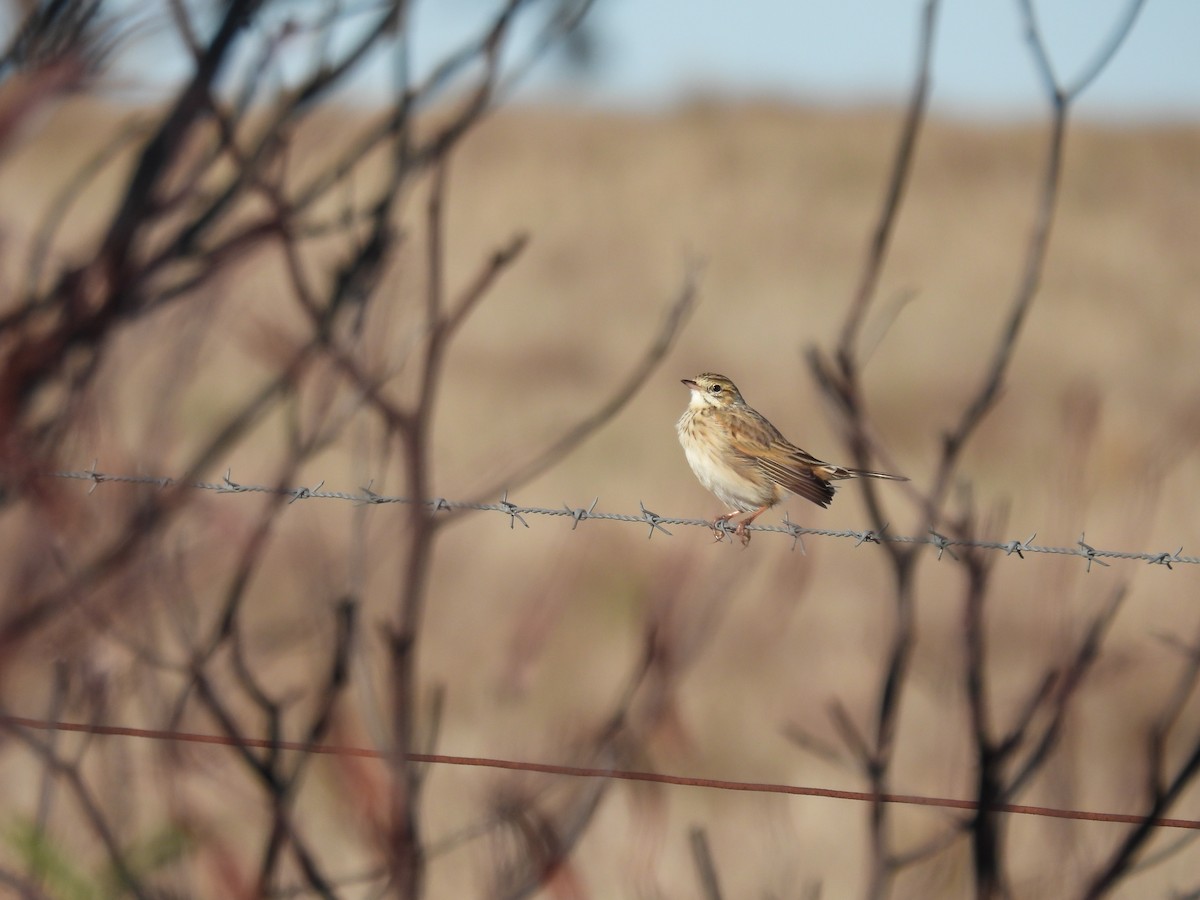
836, 0, 940, 364
690, 826, 726, 900
461, 259, 699, 509
1062, 0, 1147, 99
1, 720, 151, 900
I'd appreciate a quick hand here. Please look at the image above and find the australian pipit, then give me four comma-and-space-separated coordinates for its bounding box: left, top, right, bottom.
677, 373, 907, 542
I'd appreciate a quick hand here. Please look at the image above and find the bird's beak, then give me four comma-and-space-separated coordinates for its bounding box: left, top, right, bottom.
681, 379, 699, 391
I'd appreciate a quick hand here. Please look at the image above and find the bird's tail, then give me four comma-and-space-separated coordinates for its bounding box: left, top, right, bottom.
827, 466, 909, 482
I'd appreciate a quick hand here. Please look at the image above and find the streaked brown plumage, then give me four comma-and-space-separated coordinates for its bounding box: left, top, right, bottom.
676, 373, 907, 541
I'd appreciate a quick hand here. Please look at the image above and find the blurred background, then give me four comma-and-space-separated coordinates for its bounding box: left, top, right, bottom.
0, 1, 1198, 897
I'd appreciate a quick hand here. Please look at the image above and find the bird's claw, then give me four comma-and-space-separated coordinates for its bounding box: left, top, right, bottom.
710, 514, 742, 544
710, 515, 751, 546
733, 520, 752, 546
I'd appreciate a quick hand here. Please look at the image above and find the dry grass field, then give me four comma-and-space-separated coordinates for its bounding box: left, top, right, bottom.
1, 93, 1199, 898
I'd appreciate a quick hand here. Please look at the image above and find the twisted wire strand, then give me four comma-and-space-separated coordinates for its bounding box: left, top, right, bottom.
47, 466, 1198, 570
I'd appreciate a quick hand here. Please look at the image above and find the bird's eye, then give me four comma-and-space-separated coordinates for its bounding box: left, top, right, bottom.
709, 384, 722, 394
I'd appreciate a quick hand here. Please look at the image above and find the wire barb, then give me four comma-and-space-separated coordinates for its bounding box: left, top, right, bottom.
1147, 548, 1185, 570
497, 490, 528, 529
220, 469, 248, 493
359, 480, 386, 505
853, 524, 888, 547
928, 530, 957, 561
563, 498, 599, 530
1077, 534, 1109, 572
637, 501, 672, 539
781, 512, 807, 554
288, 480, 325, 503
86, 459, 103, 494
1002, 533, 1038, 559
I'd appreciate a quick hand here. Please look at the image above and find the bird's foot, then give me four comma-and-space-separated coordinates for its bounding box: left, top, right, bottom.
731, 505, 768, 546
710, 512, 738, 543
733, 520, 752, 546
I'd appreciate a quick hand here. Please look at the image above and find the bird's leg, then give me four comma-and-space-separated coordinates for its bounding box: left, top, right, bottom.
733, 505, 770, 545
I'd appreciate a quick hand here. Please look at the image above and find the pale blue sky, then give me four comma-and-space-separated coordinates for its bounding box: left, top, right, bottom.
413, 0, 1199, 121
47, 0, 1197, 121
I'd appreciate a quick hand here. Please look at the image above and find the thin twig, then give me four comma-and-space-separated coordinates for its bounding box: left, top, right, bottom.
460, 257, 700, 511
689, 826, 725, 900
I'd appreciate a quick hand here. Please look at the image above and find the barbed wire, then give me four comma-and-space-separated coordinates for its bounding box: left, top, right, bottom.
51, 465, 1199, 570
4, 715, 1198, 831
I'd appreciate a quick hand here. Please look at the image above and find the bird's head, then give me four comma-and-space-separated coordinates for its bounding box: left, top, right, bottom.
682, 373, 743, 409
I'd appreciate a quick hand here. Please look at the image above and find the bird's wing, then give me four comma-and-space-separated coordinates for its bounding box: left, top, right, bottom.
757, 446, 836, 507
727, 417, 836, 508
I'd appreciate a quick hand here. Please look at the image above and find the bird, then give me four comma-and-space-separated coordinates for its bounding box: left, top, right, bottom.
676, 373, 907, 542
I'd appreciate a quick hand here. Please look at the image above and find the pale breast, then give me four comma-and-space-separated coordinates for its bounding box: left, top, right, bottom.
677, 409, 779, 512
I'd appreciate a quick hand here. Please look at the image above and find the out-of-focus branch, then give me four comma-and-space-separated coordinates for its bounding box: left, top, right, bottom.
164, 453, 353, 897
444, 233, 530, 337
97, 0, 262, 290
0, 869, 53, 900
1018, 0, 1147, 104
486, 549, 728, 899
800, 8, 941, 899
0, 0, 619, 895
461, 260, 699, 511
0, 0, 135, 159
959, 545, 1007, 900
379, 549, 729, 894
835, 0, 939, 369
1083, 750, 1200, 897
803, 1, 1148, 896
290, 0, 523, 213
926, 107, 1062, 523
1081, 620, 1200, 898
807, 0, 938, 563
926, 12, 1150, 885
1, 720, 150, 900
0, 332, 320, 660
20, 119, 151, 302
690, 826, 725, 900
187, 662, 337, 899
0, 0, 267, 528
1004, 588, 1125, 796
928, 0, 1146, 525
384, 153, 452, 900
